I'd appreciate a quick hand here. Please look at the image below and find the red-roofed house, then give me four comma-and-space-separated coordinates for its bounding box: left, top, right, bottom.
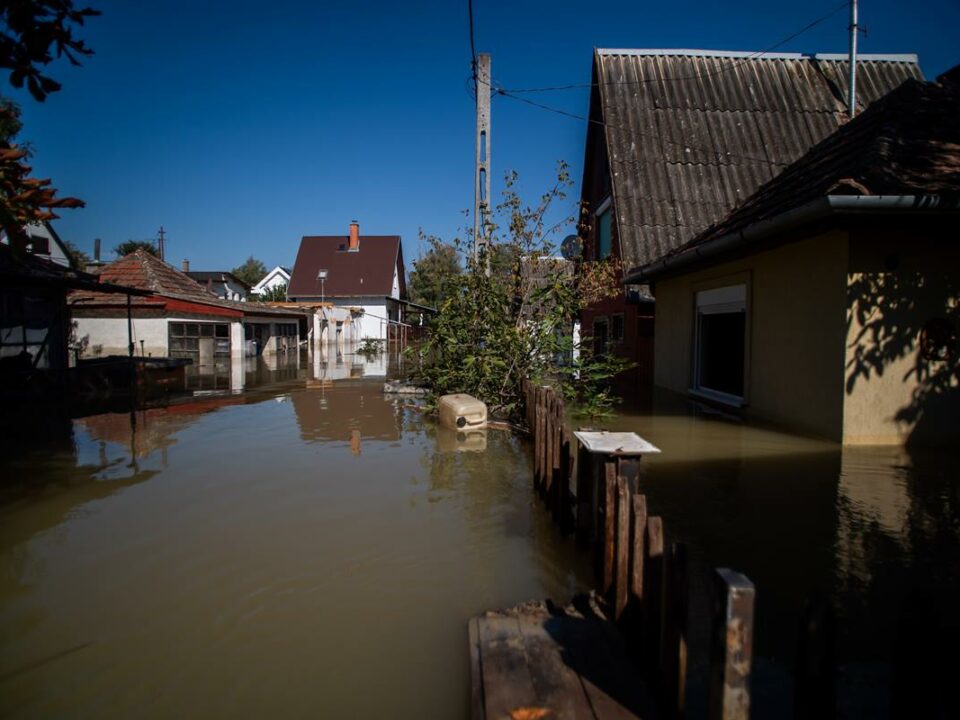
287, 222, 406, 341
70, 250, 309, 363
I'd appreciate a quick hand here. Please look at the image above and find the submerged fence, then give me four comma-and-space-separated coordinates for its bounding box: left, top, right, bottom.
522, 379, 837, 720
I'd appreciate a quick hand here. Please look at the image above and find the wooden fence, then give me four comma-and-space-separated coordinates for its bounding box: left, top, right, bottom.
522, 379, 837, 720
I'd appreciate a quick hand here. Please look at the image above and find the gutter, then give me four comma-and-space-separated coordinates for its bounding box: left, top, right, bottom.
624, 195, 960, 284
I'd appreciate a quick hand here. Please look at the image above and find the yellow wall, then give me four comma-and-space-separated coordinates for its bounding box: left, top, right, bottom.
843, 229, 960, 445
654, 232, 849, 441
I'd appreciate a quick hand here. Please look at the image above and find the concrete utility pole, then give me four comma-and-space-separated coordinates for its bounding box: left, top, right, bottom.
848, 0, 859, 117
473, 52, 491, 276
158, 226, 166, 262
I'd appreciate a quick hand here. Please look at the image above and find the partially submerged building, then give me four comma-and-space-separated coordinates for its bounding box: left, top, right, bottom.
578, 49, 923, 392
70, 250, 309, 363
627, 70, 960, 446
287, 222, 409, 342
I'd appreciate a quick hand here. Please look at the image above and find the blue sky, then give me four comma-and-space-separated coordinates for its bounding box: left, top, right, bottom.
8, 0, 958, 272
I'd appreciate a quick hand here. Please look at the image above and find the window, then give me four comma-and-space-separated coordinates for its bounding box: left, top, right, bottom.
169, 322, 231, 360
611, 314, 624, 343
693, 285, 746, 404
595, 197, 613, 260
593, 317, 609, 357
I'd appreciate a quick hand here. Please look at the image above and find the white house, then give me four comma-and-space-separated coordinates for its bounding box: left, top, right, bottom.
252, 265, 291, 297
0, 221, 72, 267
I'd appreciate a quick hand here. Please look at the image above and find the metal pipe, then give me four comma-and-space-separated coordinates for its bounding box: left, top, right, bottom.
848, 0, 858, 117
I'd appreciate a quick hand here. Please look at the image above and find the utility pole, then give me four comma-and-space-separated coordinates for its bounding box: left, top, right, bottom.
848, 0, 859, 117
158, 226, 166, 262
473, 52, 491, 276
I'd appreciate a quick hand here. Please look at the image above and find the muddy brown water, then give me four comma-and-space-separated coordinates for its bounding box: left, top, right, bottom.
0, 355, 590, 719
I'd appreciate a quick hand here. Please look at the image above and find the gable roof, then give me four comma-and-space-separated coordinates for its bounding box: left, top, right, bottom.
253, 265, 292, 292
628, 72, 960, 281
591, 49, 923, 271
288, 235, 404, 298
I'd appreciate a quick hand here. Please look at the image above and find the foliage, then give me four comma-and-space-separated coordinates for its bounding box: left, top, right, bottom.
412, 162, 629, 422
114, 239, 157, 257
259, 282, 287, 302
62, 238, 89, 267
357, 338, 384, 358
1, 0, 100, 102
408, 233, 462, 308
232, 255, 267, 286
0, 1, 96, 241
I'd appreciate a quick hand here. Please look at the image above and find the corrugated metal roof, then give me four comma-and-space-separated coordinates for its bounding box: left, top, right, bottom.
593, 49, 923, 270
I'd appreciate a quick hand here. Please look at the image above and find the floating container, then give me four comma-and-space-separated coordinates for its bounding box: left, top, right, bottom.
438, 393, 488, 430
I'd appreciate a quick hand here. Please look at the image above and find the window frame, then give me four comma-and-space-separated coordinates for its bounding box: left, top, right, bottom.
690, 279, 750, 407
594, 196, 613, 260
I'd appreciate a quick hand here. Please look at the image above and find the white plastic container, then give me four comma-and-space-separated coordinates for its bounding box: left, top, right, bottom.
438, 393, 488, 430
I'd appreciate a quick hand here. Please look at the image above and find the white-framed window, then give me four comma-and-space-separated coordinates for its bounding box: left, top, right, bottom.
692, 284, 747, 405
595, 196, 613, 260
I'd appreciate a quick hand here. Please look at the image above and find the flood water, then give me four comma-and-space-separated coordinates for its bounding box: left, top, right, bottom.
0, 353, 591, 718
606, 389, 960, 718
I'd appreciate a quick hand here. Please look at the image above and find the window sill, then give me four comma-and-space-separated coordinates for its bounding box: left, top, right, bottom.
688, 387, 746, 409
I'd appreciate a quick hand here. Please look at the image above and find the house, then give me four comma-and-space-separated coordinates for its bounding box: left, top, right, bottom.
0, 221, 73, 268
252, 265, 291, 297
287, 221, 408, 342
625, 69, 960, 446
182, 262, 251, 301
577, 49, 923, 395
70, 250, 310, 364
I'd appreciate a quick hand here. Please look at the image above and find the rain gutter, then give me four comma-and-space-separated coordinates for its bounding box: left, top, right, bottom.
624, 194, 960, 285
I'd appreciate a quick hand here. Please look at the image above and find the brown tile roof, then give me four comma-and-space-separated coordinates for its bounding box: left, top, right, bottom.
288, 235, 405, 299
681, 74, 960, 250
591, 50, 923, 271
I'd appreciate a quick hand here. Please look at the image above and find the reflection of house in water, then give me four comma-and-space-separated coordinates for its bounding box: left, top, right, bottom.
292, 382, 401, 442
311, 347, 391, 380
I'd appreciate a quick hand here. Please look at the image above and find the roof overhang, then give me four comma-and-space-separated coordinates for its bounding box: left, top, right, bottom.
625, 194, 960, 284
595, 48, 919, 63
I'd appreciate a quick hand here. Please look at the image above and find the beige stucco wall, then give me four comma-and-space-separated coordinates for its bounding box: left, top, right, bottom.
843, 229, 960, 446
654, 231, 849, 441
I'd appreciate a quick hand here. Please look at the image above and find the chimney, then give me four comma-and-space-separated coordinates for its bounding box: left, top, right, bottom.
94, 238, 101, 262
348, 220, 360, 251
182, 259, 190, 273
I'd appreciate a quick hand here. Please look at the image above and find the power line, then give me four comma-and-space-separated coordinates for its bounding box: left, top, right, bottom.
490, 1, 850, 94
467, 0, 478, 95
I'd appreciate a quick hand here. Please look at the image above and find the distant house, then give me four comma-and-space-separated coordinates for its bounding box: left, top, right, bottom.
0, 221, 73, 268
252, 265, 291, 297
626, 70, 960, 446
182, 262, 251, 301
287, 221, 407, 341
70, 250, 309, 363
577, 49, 922, 396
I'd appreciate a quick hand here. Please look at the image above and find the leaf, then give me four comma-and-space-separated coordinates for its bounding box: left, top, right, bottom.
510, 708, 552, 720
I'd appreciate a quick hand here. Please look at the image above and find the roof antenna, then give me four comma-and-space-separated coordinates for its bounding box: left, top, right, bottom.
848, 0, 859, 117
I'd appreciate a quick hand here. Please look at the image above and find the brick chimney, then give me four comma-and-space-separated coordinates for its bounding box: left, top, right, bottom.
348, 220, 360, 251
182, 259, 190, 272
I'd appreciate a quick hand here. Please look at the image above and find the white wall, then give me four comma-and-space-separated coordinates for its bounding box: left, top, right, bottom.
253, 267, 291, 296
74, 316, 169, 357
344, 299, 389, 341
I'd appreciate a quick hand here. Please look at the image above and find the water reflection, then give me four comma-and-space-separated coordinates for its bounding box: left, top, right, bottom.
0, 356, 589, 719
606, 388, 960, 717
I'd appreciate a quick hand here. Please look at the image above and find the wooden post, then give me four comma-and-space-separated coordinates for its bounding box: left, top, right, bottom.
661, 542, 689, 719
614, 475, 630, 621
544, 392, 555, 501
575, 444, 593, 547
558, 428, 572, 532
708, 568, 755, 720
600, 460, 616, 594
643, 515, 664, 677
630, 494, 648, 606
794, 596, 836, 720
615, 455, 640, 495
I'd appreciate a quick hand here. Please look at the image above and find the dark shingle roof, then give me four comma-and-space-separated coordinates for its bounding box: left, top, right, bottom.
288, 235, 403, 299
185, 271, 252, 290
595, 49, 923, 271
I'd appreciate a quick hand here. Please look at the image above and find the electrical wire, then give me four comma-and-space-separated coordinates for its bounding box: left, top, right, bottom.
467, 0, 478, 96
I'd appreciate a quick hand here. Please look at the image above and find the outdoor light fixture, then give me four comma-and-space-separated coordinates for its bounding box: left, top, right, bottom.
317, 269, 328, 303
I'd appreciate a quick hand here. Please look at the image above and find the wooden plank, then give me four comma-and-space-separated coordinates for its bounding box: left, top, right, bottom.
614, 476, 630, 622
477, 616, 539, 719
515, 613, 597, 718
643, 516, 665, 678
630, 494, 648, 604
575, 445, 593, 547
661, 542, 689, 719
468, 618, 485, 720
708, 569, 755, 720
601, 460, 617, 594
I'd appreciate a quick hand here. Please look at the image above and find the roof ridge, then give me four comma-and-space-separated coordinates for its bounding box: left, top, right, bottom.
595, 48, 919, 63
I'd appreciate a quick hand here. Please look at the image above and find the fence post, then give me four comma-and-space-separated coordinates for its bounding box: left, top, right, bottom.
708, 568, 755, 720
614, 474, 630, 621
643, 515, 664, 676
575, 444, 593, 547
662, 542, 689, 719
630, 493, 648, 607
600, 459, 617, 595
558, 427, 573, 532
794, 595, 836, 720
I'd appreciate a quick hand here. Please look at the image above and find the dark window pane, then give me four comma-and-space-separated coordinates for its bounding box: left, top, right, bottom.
215, 324, 229, 338
200, 324, 214, 337
597, 208, 612, 259
170, 323, 184, 336
186, 324, 200, 337
697, 311, 745, 397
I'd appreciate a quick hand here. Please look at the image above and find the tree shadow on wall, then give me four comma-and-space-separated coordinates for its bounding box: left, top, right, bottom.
845, 270, 959, 446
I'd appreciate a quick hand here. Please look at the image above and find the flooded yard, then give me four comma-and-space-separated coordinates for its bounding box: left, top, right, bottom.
0, 354, 590, 718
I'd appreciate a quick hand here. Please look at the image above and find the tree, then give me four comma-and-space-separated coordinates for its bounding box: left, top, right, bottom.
408, 236, 462, 308
114, 239, 157, 257
0, 1, 98, 242
259, 283, 287, 302
62, 238, 89, 267
232, 256, 267, 286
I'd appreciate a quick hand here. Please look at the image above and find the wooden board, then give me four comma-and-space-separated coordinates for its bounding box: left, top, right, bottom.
470, 598, 660, 719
